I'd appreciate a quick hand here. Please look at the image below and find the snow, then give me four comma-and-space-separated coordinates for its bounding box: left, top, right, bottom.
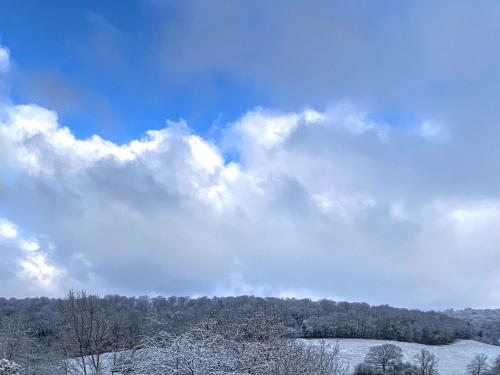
74, 339, 500, 374
68, 351, 121, 374
302, 338, 500, 375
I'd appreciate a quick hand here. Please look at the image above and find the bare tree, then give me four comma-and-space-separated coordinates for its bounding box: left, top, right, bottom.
63, 290, 109, 375
364, 344, 403, 374
0, 318, 26, 361
413, 349, 439, 375
466, 354, 489, 375
491, 355, 500, 375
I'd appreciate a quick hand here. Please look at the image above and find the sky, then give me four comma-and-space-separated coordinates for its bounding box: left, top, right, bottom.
1, 1, 500, 309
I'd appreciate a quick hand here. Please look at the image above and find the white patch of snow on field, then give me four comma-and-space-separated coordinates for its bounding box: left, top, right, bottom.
70, 351, 123, 374
303, 339, 500, 375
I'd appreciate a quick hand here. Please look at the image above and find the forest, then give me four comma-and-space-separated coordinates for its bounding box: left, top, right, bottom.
0, 294, 475, 349
0, 292, 497, 373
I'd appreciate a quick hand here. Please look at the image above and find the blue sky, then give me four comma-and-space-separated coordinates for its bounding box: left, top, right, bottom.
2, 1, 500, 308
0, 0, 450, 144
0, 0, 267, 142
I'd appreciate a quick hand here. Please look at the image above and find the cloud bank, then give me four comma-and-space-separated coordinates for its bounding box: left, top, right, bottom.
1, 42, 500, 309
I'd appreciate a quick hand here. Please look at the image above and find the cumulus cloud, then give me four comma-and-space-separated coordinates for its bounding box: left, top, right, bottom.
3, 0, 500, 306
1, 94, 500, 309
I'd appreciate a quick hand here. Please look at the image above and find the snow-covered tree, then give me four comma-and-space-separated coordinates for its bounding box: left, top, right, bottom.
466, 354, 489, 375
413, 349, 439, 375
0, 359, 21, 375
364, 344, 403, 374
491, 355, 500, 375
63, 290, 110, 375
125, 314, 349, 375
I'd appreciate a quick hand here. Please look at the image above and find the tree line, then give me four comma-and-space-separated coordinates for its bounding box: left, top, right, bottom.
0, 291, 487, 374
353, 344, 500, 375
0, 294, 473, 345
444, 308, 500, 346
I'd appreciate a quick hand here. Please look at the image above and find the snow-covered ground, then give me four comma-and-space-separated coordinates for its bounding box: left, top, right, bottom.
68, 351, 122, 374
303, 338, 500, 375
75, 339, 500, 374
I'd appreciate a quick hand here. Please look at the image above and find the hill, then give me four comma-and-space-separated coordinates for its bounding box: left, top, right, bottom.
0, 295, 472, 347
444, 308, 500, 345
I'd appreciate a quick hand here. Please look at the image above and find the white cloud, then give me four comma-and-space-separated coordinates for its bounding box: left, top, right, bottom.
419, 120, 448, 140
1, 73, 500, 307
0, 217, 63, 296
2, 1, 500, 309
0, 45, 9, 74
188, 135, 223, 173
18, 239, 40, 252
0, 219, 17, 239
18, 253, 61, 291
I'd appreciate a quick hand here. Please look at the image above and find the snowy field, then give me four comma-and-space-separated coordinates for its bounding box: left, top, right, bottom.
75, 339, 500, 374
303, 338, 500, 375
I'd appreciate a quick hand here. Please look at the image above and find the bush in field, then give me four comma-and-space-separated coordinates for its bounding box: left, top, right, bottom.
0, 359, 21, 375
124, 313, 349, 375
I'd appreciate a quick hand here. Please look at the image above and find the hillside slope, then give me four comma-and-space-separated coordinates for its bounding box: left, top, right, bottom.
305, 338, 500, 375
444, 308, 500, 345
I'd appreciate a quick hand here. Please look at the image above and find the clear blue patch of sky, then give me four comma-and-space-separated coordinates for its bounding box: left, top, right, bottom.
0, 0, 268, 144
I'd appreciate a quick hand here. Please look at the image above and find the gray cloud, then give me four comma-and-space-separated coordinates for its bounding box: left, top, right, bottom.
19, 71, 82, 113
0, 101, 500, 309
15, 68, 126, 140
150, 1, 500, 120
